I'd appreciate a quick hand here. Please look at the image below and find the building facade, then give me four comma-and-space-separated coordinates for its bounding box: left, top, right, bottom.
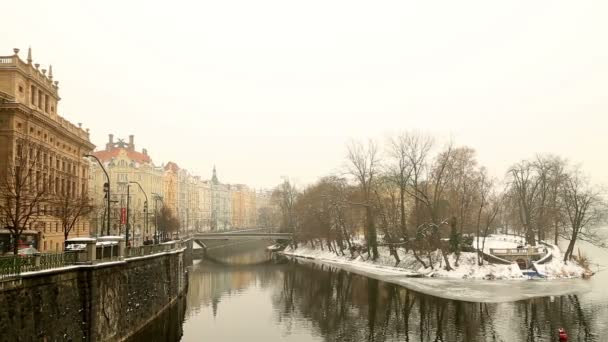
231, 184, 257, 229
90, 134, 163, 244
196, 180, 212, 232
210, 167, 231, 231
177, 168, 199, 235
0, 48, 95, 252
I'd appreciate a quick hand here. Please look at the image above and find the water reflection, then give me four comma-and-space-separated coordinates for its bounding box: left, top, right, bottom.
278, 261, 606, 342
131, 239, 608, 342
126, 295, 186, 342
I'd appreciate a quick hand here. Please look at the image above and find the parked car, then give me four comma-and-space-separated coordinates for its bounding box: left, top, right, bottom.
17, 247, 39, 256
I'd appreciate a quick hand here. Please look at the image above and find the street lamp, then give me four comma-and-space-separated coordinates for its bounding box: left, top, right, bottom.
152, 193, 163, 244
129, 181, 148, 245
85, 154, 111, 236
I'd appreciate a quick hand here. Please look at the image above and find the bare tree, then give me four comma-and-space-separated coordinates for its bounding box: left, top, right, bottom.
561, 169, 607, 262
372, 175, 402, 264
405, 143, 456, 270
50, 192, 94, 245
387, 133, 414, 240
346, 139, 380, 260
400, 132, 434, 231
0, 138, 50, 254
474, 172, 505, 265
157, 206, 180, 241
508, 160, 541, 245
272, 179, 298, 234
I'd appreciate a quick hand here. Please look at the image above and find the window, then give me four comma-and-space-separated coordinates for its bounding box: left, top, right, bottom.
44, 95, 49, 112
44, 241, 47, 250
38, 90, 43, 108
30, 85, 35, 104
19, 85, 24, 93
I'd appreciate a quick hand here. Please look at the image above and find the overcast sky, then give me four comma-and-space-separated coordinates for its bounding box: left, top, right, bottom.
3, 1, 607, 189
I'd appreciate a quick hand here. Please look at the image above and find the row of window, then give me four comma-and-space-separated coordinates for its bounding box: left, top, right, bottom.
29, 84, 55, 114
36, 220, 87, 234
16, 143, 86, 178
15, 123, 81, 158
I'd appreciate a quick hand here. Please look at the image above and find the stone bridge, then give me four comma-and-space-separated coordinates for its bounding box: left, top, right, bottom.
192, 230, 292, 245
489, 246, 549, 269
189, 230, 292, 259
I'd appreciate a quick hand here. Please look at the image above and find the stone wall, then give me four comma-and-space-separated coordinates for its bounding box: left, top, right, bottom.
0, 250, 187, 342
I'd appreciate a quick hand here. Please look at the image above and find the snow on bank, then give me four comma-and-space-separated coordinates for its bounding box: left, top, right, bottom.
282, 235, 587, 281
474, 234, 587, 278
282, 244, 524, 280
282, 248, 592, 303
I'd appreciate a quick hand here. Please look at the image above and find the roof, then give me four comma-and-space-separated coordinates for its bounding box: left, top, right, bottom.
93, 148, 151, 164
165, 161, 180, 172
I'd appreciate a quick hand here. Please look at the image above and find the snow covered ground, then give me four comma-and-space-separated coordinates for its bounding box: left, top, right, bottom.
282, 234, 587, 281
472, 234, 524, 252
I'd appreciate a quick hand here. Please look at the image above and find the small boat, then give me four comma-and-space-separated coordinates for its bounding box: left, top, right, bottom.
266, 244, 285, 252
521, 269, 546, 279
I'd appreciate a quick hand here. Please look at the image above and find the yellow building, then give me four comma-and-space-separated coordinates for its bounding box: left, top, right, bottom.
90, 134, 163, 243
0, 48, 95, 252
163, 162, 179, 216
231, 184, 256, 229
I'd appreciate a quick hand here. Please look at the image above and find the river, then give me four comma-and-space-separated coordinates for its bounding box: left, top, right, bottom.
130, 232, 608, 342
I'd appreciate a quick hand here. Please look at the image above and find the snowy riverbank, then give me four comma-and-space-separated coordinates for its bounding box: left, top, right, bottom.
281, 234, 587, 280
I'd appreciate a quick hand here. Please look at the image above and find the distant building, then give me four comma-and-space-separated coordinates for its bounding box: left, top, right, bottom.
210, 167, 231, 231
0, 48, 95, 252
231, 184, 256, 229
197, 180, 213, 231
254, 189, 279, 230
90, 134, 163, 243
177, 168, 199, 234
163, 161, 179, 216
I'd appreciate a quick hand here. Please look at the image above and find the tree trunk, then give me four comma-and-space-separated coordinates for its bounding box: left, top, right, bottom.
366, 206, 379, 260
64, 230, 69, 249
440, 248, 453, 271
12, 232, 21, 255
388, 244, 400, 265
564, 228, 579, 262
400, 186, 407, 250
412, 248, 428, 268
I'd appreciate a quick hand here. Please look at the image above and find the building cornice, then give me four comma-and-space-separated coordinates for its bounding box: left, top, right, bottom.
0, 102, 95, 150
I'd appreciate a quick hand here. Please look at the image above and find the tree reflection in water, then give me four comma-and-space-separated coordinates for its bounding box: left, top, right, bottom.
276, 261, 604, 342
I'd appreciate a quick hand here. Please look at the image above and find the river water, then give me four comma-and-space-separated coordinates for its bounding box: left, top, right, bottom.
131, 232, 608, 342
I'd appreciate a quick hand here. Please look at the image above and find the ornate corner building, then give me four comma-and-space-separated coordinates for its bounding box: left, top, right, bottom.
0, 48, 95, 253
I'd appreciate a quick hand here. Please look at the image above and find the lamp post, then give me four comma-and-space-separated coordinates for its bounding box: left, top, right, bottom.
152, 193, 163, 244
129, 181, 148, 244
126, 184, 130, 246
85, 154, 111, 236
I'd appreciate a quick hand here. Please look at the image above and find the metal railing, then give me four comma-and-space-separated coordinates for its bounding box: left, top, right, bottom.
0, 241, 187, 281
490, 247, 545, 256
126, 241, 186, 258
0, 253, 79, 280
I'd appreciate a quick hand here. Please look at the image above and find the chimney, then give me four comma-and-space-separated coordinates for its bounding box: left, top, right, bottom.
142, 148, 148, 156
107, 134, 114, 150
128, 135, 135, 151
